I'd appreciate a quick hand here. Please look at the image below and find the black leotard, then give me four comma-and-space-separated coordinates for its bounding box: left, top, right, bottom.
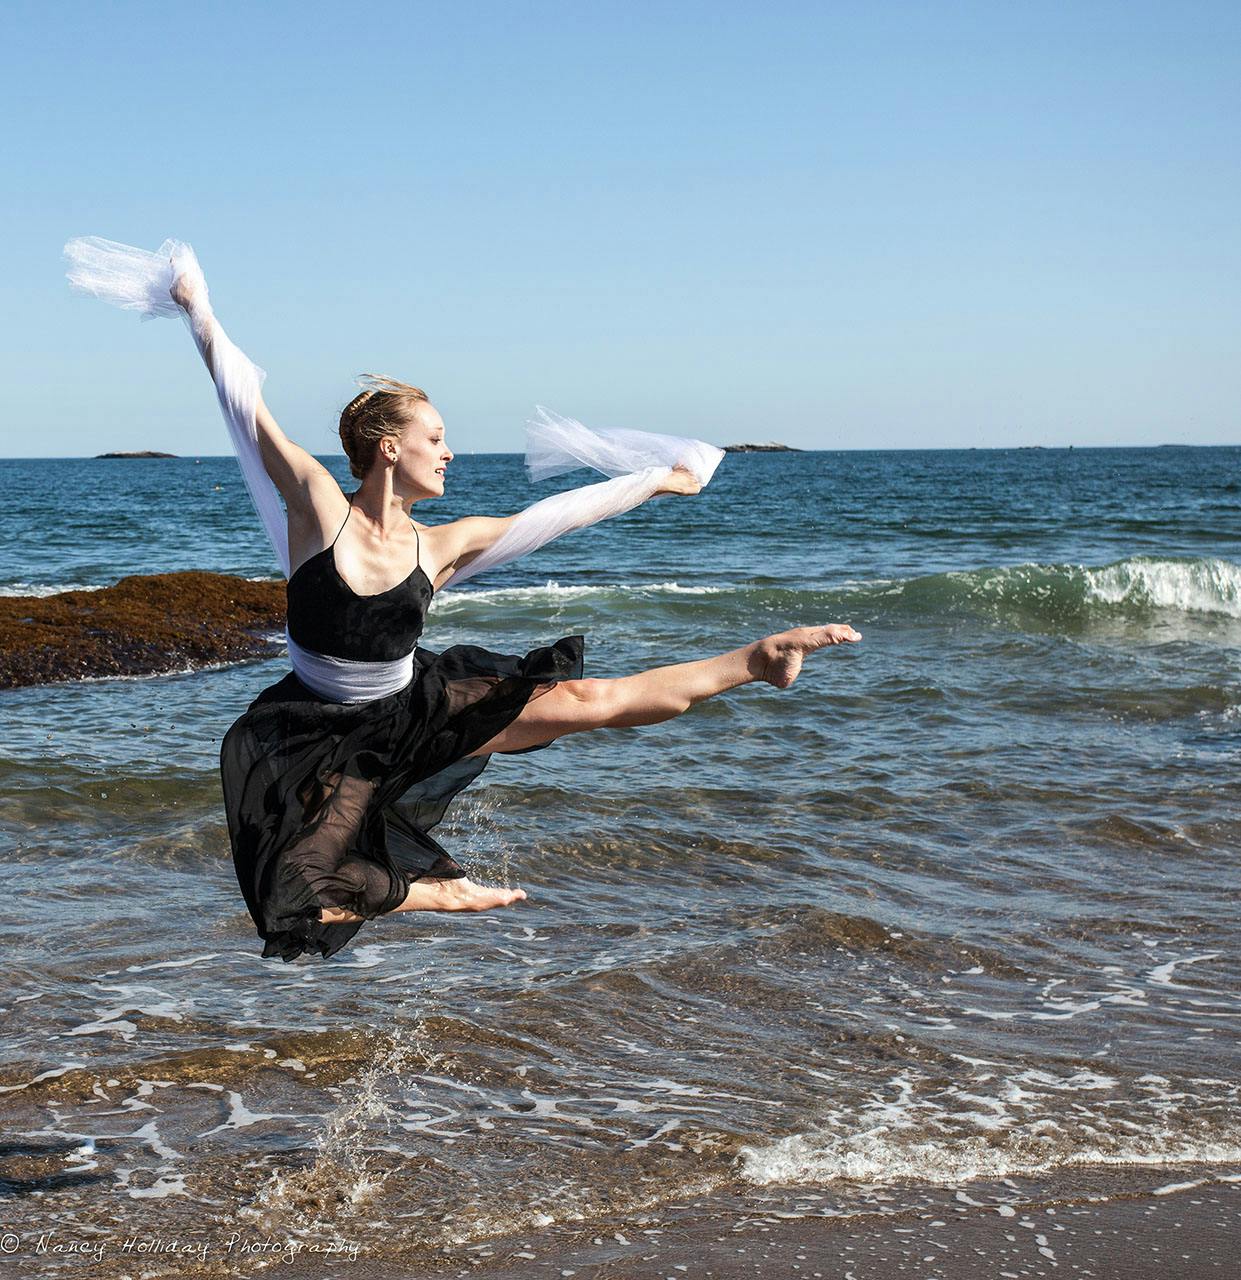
227, 494, 583, 964
285, 494, 433, 662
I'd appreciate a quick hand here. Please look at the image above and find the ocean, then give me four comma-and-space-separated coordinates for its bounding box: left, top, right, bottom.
1, 445, 1239, 1277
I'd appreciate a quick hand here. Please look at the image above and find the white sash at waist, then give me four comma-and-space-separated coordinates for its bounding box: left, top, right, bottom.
286, 629, 414, 703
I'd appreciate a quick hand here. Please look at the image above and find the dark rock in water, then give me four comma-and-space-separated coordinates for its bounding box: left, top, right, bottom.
95, 450, 179, 459
0, 572, 285, 689
722, 442, 801, 453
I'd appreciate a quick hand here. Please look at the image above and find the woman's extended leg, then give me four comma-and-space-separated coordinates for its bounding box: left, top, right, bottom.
319, 623, 861, 924
470, 622, 861, 757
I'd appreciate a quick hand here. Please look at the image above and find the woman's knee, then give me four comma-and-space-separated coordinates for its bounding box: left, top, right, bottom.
562, 678, 624, 727
470, 678, 626, 756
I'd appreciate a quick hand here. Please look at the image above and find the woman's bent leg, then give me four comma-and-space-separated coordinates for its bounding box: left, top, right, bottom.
470, 623, 861, 757
321, 877, 527, 923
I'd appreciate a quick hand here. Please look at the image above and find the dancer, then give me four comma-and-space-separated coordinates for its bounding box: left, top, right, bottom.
65, 237, 861, 962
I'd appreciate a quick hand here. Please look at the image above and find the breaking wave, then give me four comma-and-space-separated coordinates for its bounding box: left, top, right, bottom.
433, 558, 1241, 624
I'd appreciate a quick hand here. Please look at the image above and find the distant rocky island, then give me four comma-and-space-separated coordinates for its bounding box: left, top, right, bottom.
722, 442, 801, 453
95, 450, 178, 459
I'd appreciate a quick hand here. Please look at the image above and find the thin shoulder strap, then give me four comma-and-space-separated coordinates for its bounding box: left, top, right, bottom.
330, 493, 354, 548
410, 519, 421, 569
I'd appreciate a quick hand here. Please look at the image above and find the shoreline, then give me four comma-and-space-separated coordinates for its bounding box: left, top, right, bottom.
14, 1176, 1237, 1278
0, 571, 284, 689
226, 1178, 1241, 1279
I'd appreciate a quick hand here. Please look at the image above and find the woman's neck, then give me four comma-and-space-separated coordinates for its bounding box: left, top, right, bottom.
351, 473, 422, 537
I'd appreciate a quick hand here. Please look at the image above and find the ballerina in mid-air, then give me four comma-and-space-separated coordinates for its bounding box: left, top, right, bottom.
66, 237, 861, 962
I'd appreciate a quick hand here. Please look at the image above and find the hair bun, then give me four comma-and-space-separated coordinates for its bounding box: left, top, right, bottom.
337, 374, 430, 480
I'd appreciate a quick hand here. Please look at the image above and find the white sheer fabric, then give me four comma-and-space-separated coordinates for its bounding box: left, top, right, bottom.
524, 405, 724, 484
65, 236, 726, 703
284, 632, 415, 703
443, 467, 661, 587
443, 410, 725, 589
65, 237, 289, 576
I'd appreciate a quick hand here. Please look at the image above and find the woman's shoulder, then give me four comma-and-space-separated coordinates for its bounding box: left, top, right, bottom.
411, 513, 469, 539
287, 485, 353, 575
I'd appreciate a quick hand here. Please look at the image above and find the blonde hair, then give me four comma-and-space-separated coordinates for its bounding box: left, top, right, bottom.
338, 373, 430, 479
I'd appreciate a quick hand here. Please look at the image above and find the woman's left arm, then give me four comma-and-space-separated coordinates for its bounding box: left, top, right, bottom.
428, 466, 702, 590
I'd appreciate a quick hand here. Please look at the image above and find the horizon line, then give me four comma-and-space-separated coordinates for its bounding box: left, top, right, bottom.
1, 441, 1236, 462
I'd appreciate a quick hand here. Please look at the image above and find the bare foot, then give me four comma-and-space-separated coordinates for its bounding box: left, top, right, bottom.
749, 624, 862, 689
318, 876, 527, 923
395, 875, 528, 914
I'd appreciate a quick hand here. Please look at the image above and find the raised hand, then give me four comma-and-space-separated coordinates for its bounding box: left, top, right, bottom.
657, 464, 704, 497
169, 268, 200, 311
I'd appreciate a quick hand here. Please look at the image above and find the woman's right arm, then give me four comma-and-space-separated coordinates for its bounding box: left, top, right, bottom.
250, 392, 342, 520
171, 273, 341, 520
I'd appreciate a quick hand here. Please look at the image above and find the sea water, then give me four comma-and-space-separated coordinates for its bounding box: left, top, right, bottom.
1, 446, 1238, 1274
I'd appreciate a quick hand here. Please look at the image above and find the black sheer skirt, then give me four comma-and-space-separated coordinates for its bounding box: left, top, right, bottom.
219, 636, 584, 962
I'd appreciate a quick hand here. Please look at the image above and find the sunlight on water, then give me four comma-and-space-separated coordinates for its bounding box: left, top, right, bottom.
2, 448, 1239, 1273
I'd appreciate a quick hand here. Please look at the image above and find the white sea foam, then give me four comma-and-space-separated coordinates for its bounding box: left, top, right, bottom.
328, 943, 392, 969
431, 560, 1241, 620
1147, 952, 1222, 987
741, 1127, 1241, 1187
737, 1065, 1241, 1187
124, 953, 221, 973
0, 1062, 89, 1094
1153, 1177, 1208, 1195
0, 581, 104, 596
199, 1089, 304, 1134
433, 580, 729, 609
63, 981, 188, 1041
1082, 557, 1241, 617
927, 556, 1241, 622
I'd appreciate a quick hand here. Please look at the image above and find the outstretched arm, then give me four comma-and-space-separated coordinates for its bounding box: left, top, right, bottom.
65, 236, 295, 575
170, 272, 337, 518
431, 466, 702, 590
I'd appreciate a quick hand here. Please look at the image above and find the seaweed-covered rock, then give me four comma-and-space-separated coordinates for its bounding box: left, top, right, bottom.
0, 572, 286, 689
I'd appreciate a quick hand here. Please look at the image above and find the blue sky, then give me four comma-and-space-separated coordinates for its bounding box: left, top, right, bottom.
3, 1, 1238, 455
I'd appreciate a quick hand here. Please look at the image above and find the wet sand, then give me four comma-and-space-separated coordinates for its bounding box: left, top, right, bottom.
250, 1181, 1239, 1279
7, 1180, 1237, 1278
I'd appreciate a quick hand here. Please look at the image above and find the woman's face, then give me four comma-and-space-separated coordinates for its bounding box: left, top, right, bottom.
387, 401, 453, 498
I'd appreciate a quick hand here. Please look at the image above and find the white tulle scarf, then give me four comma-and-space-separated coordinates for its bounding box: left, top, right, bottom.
64, 236, 725, 701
